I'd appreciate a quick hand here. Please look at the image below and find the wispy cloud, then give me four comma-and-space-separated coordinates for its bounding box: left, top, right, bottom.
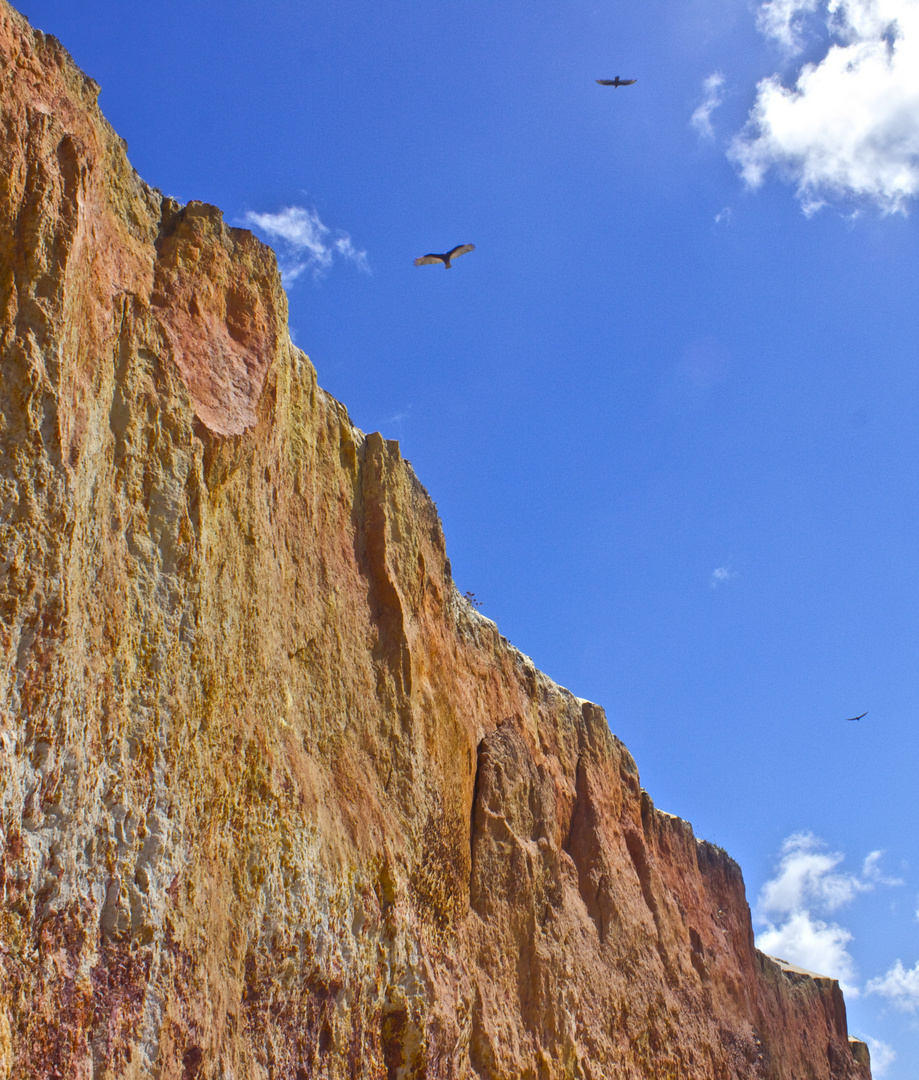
863, 1038, 897, 1078
754, 832, 901, 994
243, 205, 369, 284
730, 0, 919, 214
691, 72, 726, 139
863, 850, 904, 887
756, 0, 821, 51
710, 565, 739, 588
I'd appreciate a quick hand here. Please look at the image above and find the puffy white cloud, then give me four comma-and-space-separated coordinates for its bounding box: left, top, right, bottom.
691, 73, 726, 138
243, 205, 369, 283
755, 835, 908, 1067
757, 832, 871, 917
754, 833, 902, 993
866, 959, 919, 1011
829, 0, 907, 42
731, 0, 919, 213
710, 566, 738, 587
758, 910, 860, 991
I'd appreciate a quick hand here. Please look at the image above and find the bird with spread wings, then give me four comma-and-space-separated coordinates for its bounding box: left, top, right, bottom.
596, 77, 637, 87
414, 244, 475, 269
846, 711, 868, 722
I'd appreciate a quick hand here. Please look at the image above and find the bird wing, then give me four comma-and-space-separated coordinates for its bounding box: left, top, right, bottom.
446, 244, 475, 260
619, 78, 637, 85
845, 711, 868, 721
414, 254, 446, 266
596, 79, 617, 85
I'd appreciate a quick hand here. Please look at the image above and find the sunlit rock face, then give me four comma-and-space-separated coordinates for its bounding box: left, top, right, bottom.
0, 2, 872, 1077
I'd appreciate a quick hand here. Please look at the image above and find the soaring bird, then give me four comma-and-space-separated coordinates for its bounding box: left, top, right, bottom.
414, 244, 475, 268
845, 711, 868, 722
596, 77, 637, 87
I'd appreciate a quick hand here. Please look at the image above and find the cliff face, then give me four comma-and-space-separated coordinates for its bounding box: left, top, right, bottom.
0, 4, 872, 1079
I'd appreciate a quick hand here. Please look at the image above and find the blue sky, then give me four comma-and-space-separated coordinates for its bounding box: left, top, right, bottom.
22, 1, 919, 1073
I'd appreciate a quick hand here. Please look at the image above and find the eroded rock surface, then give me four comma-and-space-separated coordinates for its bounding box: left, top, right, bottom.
0, 3, 872, 1077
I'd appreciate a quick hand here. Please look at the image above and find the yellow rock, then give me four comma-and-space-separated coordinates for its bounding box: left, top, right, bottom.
0, 1, 872, 1076
0, 1011, 12, 1080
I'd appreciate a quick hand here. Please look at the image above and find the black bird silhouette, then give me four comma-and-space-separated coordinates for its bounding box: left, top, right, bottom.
414, 244, 475, 268
597, 77, 637, 87
845, 711, 868, 722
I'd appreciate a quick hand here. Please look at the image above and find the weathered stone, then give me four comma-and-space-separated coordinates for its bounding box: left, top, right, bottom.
0, 2, 872, 1077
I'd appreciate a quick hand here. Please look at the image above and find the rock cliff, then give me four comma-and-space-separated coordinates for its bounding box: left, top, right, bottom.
0, 4, 872, 1078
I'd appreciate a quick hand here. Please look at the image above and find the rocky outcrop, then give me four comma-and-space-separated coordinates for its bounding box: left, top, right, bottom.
0, 3, 872, 1077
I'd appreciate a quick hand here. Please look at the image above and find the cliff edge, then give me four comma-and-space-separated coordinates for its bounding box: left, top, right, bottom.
0, 3, 872, 1077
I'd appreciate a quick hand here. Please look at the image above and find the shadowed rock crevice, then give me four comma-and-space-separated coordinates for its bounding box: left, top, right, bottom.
563, 754, 621, 944
469, 736, 485, 886
356, 431, 412, 702
625, 826, 658, 920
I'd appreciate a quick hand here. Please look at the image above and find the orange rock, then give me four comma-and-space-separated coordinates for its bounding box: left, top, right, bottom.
0, 1, 872, 1076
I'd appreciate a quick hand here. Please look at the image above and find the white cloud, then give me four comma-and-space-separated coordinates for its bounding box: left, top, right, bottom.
691, 73, 726, 138
758, 909, 860, 991
758, 832, 871, 916
863, 1037, 897, 1076
754, 832, 902, 993
243, 205, 369, 283
731, 0, 919, 213
862, 849, 904, 886
757, 0, 821, 50
867, 959, 919, 1011
829, 0, 905, 42
710, 565, 738, 587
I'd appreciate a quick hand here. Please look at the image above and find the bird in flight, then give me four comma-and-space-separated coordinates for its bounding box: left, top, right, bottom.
845, 711, 868, 722
597, 77, 637, 88
414, 244, 475, 269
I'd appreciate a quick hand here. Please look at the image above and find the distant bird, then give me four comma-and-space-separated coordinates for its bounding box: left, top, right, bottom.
414, 244, 475, 269
845, 711, 868, 722
597, 77, 637, 87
